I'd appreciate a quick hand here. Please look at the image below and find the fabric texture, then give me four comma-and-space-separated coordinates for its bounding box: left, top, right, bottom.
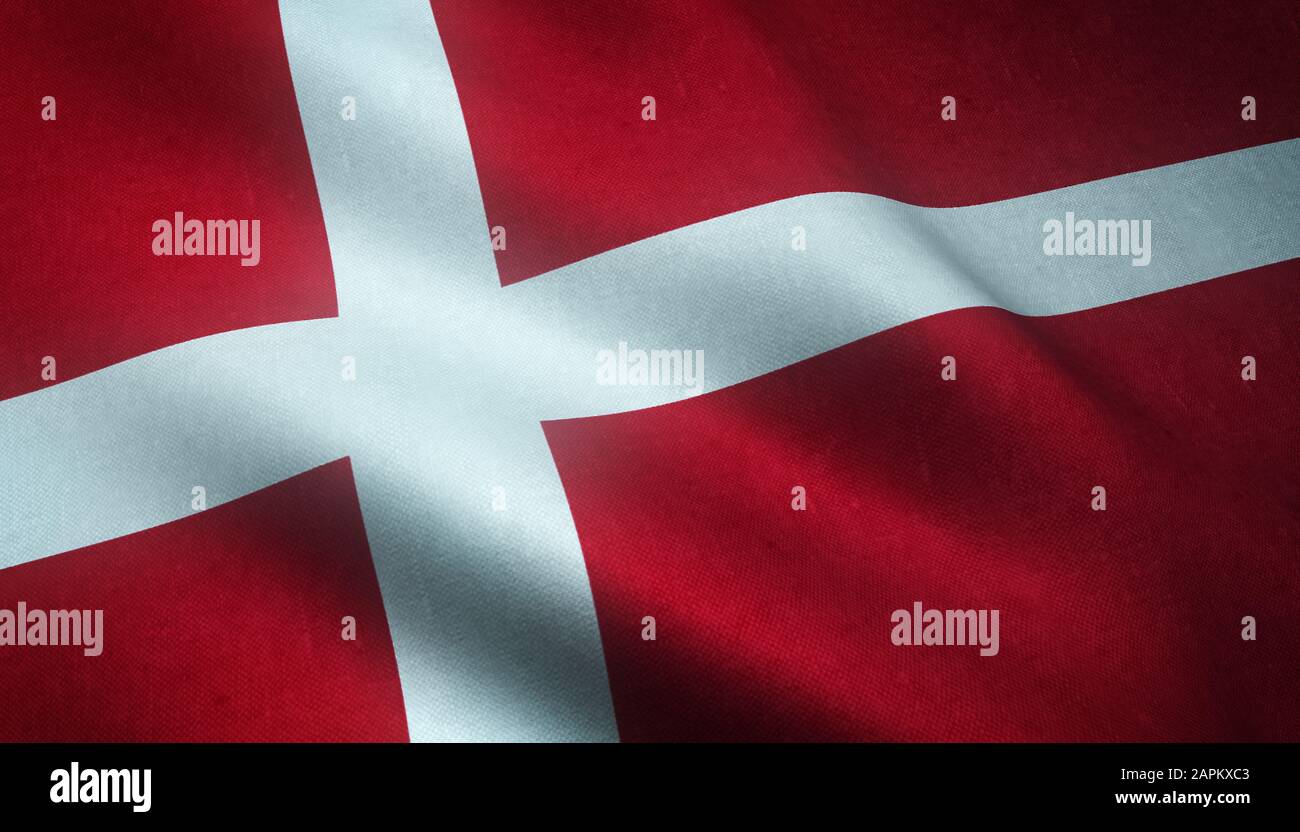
0, 0, 1295, 741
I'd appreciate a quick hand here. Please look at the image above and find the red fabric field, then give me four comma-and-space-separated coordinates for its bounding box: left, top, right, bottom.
0, 459, 409, 742
544, 262, 1300, 741
0, 0, 335, 401
433, 0, 1300, 283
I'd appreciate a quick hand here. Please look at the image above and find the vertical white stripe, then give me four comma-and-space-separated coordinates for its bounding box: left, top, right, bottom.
278, 0, 619, 741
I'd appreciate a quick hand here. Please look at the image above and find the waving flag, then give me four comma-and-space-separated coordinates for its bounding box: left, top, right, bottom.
0, 0, 1296, 742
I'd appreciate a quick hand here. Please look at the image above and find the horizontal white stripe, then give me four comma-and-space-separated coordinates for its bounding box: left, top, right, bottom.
509, 139, 1300, 418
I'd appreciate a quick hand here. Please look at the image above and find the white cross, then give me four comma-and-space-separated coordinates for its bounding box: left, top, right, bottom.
1, 1, 1294, 740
